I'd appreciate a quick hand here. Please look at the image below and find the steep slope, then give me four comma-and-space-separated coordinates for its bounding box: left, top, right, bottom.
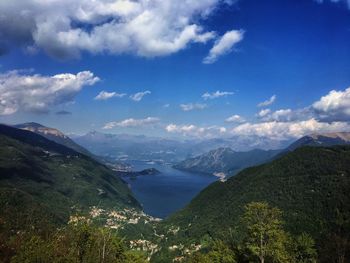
0, 124, 140, 234
174, 147, 279, 176
14, 122, 93, 157
160, 146, 350, 251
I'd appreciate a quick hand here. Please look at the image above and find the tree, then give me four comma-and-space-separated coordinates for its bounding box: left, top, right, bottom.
206, 240, 236, 263
184, 240, 236, 263
10, 220, 147, 263
290, 233, 317, 263
241, 202, 290, 263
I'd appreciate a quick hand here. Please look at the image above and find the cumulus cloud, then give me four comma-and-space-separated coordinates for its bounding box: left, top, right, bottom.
257, 95, 276, 107
239, 86, 350, 141
130, 90, 151, 102
203, 30, 244, 64
202, 90, 234, 100
257, 108, 313, 122
231, 118, 350, 141
180, 103, 207, 111
103, 117, 160, 129
312, 87, 350, 122
0, 0, 239, 59
165, 123, 226, 138
225, 114, 245, 123
94, 91, 126, 100
0, 70, 99, 115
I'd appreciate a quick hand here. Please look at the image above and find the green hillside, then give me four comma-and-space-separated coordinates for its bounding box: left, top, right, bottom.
0, 124, 140, 235
155, 145, 350, 261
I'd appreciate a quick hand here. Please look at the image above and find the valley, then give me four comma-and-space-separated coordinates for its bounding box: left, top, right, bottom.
1, 123, 349, 262
2, 2, 349, 262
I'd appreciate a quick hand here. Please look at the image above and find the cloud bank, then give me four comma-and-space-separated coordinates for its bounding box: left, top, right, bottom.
0, 70, 99, 115
166, 124, 226, 138
0, 0, 239, 59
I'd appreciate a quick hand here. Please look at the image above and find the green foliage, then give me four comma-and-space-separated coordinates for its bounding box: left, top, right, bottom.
185, 240, 236, 263
0, 126, 140, 238
241, 202, 290, 263
11, 222, 147, 263
289, 233, 317, 263
162, 146, 350, 261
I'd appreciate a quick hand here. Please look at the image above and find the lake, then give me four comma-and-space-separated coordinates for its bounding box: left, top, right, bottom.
122, 160, 218, 219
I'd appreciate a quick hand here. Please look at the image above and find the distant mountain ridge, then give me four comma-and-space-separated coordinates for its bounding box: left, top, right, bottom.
174, 131, 350, 177
174, 147, 280, 176
74, 131, 290, 163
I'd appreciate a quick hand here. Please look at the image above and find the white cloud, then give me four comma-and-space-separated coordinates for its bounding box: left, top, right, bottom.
0, 70, 99, 115
203, 30, 244, 64
103, 117, 160, 129
94, 90, 126, 100
180, 103, 207, 111
165, 123, 226, 138
257, 95, 276, 107
130, 90, 151, 102
257, 109, 271, 118
225, 114, 245, 123
312, 87, 350, 122
257, 108, 312, 122
231, 118, 350, 141
202, 90, 234, 100
0, 0, 239, 59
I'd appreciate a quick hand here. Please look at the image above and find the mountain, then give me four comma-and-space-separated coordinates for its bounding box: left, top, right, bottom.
156, 145, 350, 261
13, 122, 132, 171
14, 122, 93, 157
285, 132, 350, 152
174, 147, 280, 176
0, 124, 140, 234
74, 131, 197, 162
74, 131, 289, 164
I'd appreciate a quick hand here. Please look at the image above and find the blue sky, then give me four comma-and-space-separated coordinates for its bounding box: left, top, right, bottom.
0, 0, 350, 143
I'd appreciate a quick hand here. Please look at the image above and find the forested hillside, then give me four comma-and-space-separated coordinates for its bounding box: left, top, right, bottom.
153, 146, 350, 262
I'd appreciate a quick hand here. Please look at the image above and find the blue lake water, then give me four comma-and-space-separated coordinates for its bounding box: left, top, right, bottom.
122, 161, 218, 219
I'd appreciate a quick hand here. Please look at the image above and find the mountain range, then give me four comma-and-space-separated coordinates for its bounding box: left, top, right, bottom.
174, 147, 280, 176
73, 131, 291, 163
174, 132, 350, 177
1, 122, 350, 262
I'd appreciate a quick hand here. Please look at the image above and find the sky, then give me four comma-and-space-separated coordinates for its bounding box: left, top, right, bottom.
0, 0, 350, 145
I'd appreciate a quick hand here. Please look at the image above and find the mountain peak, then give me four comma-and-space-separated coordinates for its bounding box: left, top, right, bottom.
286, 131, 350, 152
308, 132, 350, 142
13, 122, 92, 156
15, 122, 45, 129
14, 122, 67, 139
